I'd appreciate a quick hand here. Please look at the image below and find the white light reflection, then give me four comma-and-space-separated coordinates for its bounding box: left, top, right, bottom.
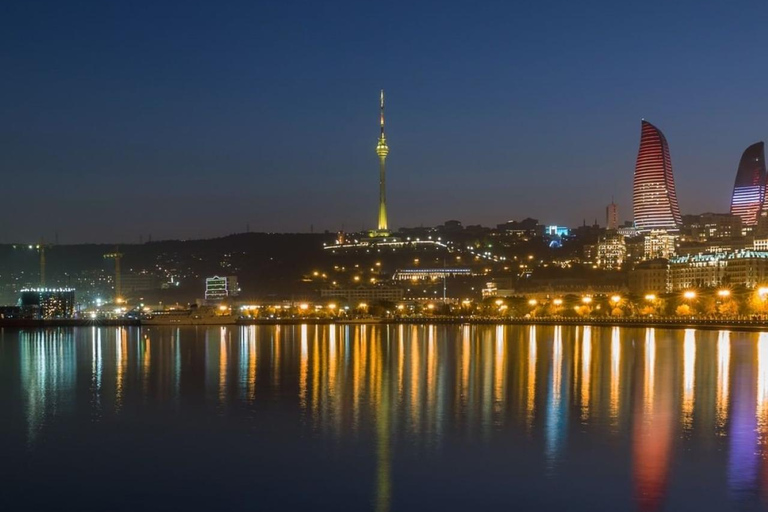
682, 329, 696, 430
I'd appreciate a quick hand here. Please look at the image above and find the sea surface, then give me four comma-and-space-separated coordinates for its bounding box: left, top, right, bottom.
2, 324, 768, 511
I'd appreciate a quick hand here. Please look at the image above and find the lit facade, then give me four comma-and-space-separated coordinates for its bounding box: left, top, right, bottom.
730, 142, 765, 226
668, 250, 768, 290
19, 288, 76, 319
681, 212, 743, 241
632, 120, 682, 232
205, 276, 239, 300
595, 234, 627, 269
643, 230, 677, 260
393, 268, 472, 281
632, 250, 768, 292
320, 287, 404, 301
668, 254, 727, 290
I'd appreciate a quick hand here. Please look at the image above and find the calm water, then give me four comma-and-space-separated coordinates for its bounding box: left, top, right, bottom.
2, 325, 768, 511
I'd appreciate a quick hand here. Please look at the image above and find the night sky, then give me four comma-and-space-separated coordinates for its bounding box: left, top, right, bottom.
2, 0, 767, 243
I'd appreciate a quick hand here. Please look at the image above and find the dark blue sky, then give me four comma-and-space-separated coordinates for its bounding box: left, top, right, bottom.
2, 0, 767, 242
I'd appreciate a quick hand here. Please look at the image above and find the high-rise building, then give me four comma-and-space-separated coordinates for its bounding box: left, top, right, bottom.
606, 201, 619, 230
729, 142, 765, 226
632, 120, 682, 232
375, 89, 390, 234
19, 288, 76, 319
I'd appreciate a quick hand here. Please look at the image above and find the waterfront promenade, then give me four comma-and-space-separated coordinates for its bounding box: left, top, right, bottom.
3, 315, 768, 332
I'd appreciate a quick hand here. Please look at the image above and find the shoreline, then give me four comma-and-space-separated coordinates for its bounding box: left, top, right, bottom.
2, 317, 768, 332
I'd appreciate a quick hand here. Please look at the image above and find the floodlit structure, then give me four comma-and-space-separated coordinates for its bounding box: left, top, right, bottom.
20, 288, 76, 319
375, 89, 390, 234
393, 268, 472, 281
205, 276, 239, 300
729, 142, 766, 226
632, 120, 682, 232
644, 230, 677, 260
669, 250, 768, 290
595, 234, 627, 269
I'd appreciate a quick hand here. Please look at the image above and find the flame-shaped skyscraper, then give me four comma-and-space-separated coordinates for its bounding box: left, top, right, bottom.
632, 120, 682, 232
376, 89, 390, 233
730, 142, 766, 226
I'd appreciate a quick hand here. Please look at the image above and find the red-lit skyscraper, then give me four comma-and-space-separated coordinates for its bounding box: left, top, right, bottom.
730, 142, 765, 226
632, 120, 682, 232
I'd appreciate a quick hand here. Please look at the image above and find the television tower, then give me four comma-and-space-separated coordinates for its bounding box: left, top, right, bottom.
376, 89, 390, 233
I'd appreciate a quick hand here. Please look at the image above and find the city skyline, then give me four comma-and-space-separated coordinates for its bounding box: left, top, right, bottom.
5, 1, 768, 242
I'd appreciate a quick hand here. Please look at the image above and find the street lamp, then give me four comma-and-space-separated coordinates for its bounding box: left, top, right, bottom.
645, 294, 656, 301
582, 296, 593, 304
683, 291, 696, 300
611, 295, 621, 304
553, 298, 563, 306
717, 289, 731, 298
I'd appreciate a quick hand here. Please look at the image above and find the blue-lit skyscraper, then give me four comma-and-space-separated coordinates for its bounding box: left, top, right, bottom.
730, 142, 766, 226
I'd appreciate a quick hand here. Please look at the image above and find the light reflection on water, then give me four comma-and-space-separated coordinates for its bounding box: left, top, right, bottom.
8, 325, 768, 510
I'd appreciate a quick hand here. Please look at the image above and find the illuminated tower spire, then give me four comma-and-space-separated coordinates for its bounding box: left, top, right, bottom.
376, 89, 390, 233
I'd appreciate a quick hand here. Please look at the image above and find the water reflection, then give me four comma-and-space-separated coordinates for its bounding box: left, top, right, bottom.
13, 325, 768, 510
20, 329, 76, 445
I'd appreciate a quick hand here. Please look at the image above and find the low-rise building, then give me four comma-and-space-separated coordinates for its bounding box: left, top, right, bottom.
393, 268, 472, 281
628, 259, 669, 295
595, 234, 626, 270
205, 276, 239, 300
320, 286, 404, 302
644, 230, 677, 260
668, 254, 727, 290
636, 250, 768, 293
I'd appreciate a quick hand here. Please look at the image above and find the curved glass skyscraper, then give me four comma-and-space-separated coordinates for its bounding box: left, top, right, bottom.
729, 142, 765, 226
632, 120, 682, 232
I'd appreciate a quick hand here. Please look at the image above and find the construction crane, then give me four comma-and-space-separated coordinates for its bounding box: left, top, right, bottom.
33, 239, 54, 288
103, 248, 124, 303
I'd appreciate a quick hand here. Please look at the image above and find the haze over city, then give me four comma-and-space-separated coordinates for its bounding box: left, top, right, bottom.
3, 0, 768, 243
